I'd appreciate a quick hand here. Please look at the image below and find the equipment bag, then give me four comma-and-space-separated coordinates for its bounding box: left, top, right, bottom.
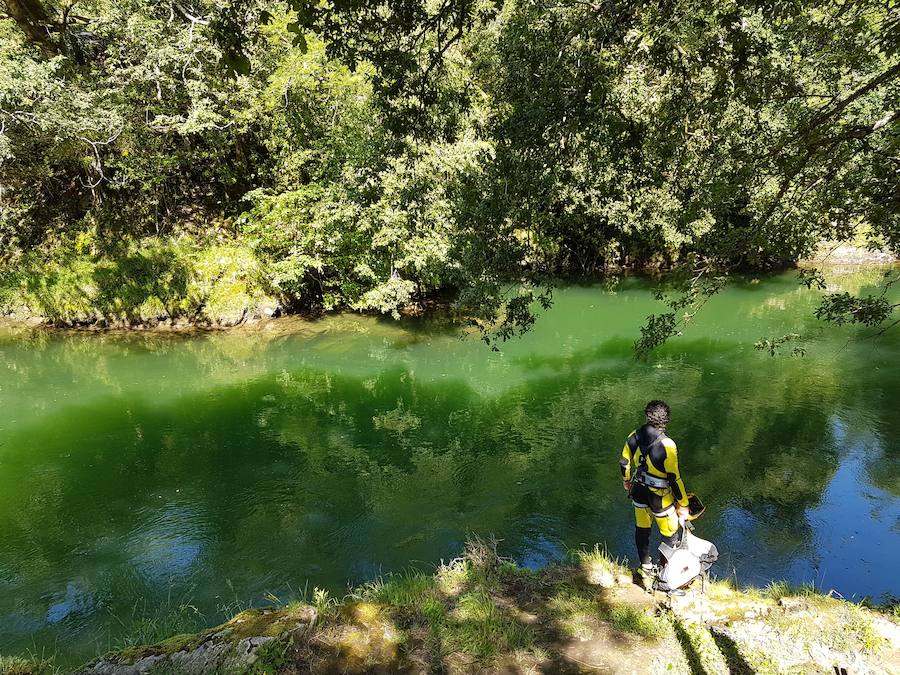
655, 523, 718, 593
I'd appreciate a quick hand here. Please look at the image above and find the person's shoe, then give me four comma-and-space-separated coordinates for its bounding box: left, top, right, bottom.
633, 563, 655, 590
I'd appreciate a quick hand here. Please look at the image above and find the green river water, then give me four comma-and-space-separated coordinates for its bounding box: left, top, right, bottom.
1, 269, 898, 665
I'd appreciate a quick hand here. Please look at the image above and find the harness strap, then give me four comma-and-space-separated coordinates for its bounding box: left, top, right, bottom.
636, 473, 669, 488
633, 429, 671, 490
632, 501, 675, 517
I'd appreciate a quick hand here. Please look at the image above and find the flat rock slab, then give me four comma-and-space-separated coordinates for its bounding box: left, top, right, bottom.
78, 606, 317, 675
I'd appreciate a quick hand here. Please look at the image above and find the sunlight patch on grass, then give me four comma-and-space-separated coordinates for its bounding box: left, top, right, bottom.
356, 573, 435, 608
547, 582, 667, 641
442, 590, 535, 660
573, 544, 627, 587
763, 600, 887, 657
763, 580, 820, 601
436, 558, 471, 598
354, 571, 448, 630
546, 587, 598, 639
606, 604, 667, 639
671, 618, 729, 674
842, 605, 887, 653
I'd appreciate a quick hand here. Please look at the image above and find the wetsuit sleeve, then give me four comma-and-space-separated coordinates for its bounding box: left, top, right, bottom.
620, 440, 632, 481
662, 440, 689, 507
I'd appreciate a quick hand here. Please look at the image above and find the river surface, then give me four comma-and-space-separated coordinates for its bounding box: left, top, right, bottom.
1, 269, 898, 664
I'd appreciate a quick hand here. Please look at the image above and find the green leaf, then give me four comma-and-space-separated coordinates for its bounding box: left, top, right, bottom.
222, 52, 251, 77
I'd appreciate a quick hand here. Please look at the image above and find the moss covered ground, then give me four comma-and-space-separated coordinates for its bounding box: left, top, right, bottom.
0, 237, 276, 328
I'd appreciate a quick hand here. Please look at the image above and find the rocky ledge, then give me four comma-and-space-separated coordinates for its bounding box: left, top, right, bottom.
52, 542, 900, 675
79, 606, 316, 675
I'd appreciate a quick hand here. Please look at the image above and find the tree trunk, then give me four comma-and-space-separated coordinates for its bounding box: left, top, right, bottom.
2, 0, 59, 54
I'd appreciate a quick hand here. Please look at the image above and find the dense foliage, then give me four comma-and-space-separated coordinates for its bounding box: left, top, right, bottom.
0, 0, 898, 340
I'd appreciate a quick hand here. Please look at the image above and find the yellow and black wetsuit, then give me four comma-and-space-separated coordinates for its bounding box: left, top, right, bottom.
619, 424, 689, 566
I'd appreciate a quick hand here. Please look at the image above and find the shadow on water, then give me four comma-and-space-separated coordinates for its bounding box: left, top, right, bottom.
0, 289, 898, 662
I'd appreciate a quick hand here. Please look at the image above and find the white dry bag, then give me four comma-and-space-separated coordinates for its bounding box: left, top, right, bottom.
655, 524, 718, 593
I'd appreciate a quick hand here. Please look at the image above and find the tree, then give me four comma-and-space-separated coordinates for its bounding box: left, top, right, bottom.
0, 0, 897, 339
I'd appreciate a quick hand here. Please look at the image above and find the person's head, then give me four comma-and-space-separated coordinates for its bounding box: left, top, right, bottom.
644, 400, 671, 429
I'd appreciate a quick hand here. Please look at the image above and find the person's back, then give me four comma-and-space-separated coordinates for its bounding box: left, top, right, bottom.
619, 400, 689, 582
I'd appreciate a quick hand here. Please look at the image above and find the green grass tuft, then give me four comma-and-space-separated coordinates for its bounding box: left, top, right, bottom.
248, 638, 293, 675
572, 544, 627, 585
354, 571, 447, 630
546, 587, 597, 639
670, 617, 731, 675
0, 655, 60, 675
442, 590, 534, 660
843, 604, 887, 653
762, 580, 820, 601
435, 557, 471, 597
356, 572, 436, 608
606, 604, 667, 639
111, 591, 206, 652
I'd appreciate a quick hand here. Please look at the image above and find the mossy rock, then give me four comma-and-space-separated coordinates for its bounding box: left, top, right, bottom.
78, 606, 316, 675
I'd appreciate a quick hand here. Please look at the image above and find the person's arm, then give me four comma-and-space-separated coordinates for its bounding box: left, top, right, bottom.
662, 439, 689, 509
619, 440, 632, 491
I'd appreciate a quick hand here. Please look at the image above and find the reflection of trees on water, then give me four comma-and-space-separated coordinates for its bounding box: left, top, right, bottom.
0, 301, 898, 658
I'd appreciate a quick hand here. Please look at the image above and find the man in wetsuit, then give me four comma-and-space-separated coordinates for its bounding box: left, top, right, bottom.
620, 400, 690, 582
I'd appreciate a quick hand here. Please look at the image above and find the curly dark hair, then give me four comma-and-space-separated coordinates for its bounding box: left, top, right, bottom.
645, 400, 671, 429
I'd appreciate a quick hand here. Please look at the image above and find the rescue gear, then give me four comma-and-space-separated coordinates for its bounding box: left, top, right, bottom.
620, 424, 689, 509
634, 471, 669, 489
654, 521, 718, 593
685, 493, 706, 521
620, 424, 691, 568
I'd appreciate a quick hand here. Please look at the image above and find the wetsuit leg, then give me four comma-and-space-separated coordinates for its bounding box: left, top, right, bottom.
656, 510, 680, 566
632, 485, 653, 566
658, 530, 677, 565
635, 525, 651, 565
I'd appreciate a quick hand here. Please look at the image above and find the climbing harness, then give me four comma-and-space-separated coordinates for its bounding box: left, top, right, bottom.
629, 430, 670, 493
633, 471, 670, 490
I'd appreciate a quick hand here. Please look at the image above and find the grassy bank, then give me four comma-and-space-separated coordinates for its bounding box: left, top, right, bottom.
5, 538, 897, 675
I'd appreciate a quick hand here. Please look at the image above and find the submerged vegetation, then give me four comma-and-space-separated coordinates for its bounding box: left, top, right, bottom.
6, 537, 894, 674
0, 0, 898, 343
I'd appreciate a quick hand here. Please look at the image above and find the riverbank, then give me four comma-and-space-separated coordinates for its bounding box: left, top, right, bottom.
5, 539, 897, 675
2, 236, 895, 332
0, 239, 279, 330
804, 241, 900, 266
